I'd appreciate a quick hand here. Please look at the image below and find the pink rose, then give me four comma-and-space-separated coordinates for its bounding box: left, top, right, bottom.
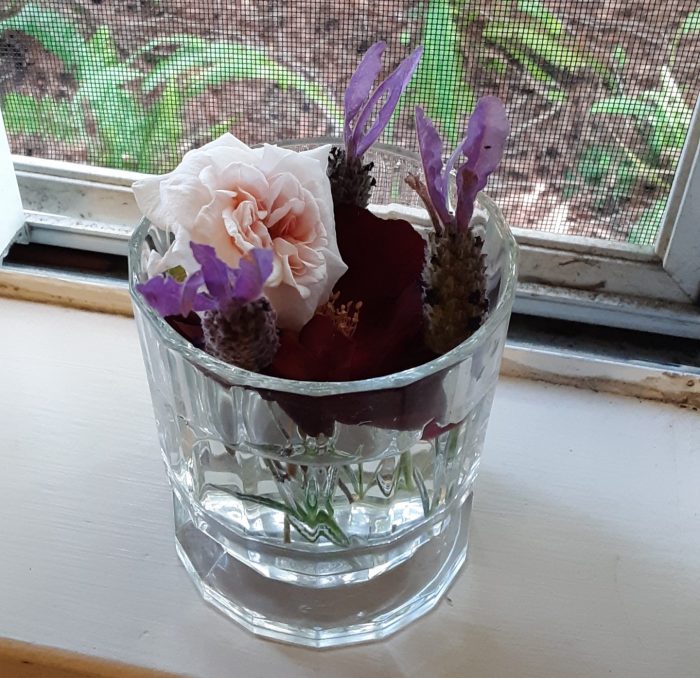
133, 134, 347, 330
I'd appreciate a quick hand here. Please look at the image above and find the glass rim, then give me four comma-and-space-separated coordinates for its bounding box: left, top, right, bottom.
128, 150, 518, 396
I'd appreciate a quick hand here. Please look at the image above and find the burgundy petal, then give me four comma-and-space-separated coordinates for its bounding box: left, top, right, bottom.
333, 204, 426, 303
165, 313, 205, 349
271, 316, 354, 382
268, 204, 432, 384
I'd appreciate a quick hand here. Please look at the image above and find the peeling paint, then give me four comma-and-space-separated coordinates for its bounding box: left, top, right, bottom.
502, 354, 700, 410
0, 269, 131, 316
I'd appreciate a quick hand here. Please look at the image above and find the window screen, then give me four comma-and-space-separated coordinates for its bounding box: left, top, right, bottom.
1, 1, 698, 246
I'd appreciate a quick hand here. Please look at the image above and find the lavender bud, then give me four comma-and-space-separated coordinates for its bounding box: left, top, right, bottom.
202, 298, 280, 372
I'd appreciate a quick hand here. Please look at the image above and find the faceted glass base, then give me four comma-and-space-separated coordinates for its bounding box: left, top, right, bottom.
173, 487, 472, 648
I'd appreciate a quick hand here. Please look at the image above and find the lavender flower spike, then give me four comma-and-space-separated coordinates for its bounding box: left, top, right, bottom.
188, 243, 278, 371
345, 43, 423, 160
410, 98, 509, 354
137, 244, 272, 318
138, 244, 279, 371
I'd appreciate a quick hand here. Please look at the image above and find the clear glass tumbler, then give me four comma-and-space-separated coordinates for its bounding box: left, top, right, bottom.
129, 142, 518, 648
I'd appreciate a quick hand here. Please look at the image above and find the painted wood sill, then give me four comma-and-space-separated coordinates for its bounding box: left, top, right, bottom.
1, 298, 699, 677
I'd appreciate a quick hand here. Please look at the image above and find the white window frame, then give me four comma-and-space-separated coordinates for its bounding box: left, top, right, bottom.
0, 109, 26, 259
1, 102, 699, 338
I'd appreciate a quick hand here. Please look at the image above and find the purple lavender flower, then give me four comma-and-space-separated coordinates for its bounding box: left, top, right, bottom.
138, 244, 279, 371
414, 96, 510, 232
344, 42, 423, 160
136, 269, 215, 318
409, 97, 510, 354
190, 243, 273, 311
137, 244, 273, 318
328, 42, 423, 208
414, 106, 451, 230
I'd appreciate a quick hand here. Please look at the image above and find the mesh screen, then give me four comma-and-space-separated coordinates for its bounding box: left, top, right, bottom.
1, 0, 699, 245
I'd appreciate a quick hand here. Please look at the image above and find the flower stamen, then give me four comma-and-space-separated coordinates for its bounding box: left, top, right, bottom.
318, 291, 363, 338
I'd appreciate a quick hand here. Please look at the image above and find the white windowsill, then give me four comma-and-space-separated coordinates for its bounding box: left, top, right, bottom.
1, 297, 699, 676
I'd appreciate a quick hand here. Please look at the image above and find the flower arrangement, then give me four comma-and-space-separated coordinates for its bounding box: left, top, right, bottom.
134, 42, 510, 388
130, 42, 516, 645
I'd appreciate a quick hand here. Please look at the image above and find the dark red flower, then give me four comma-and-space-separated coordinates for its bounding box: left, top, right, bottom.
260, 204, 447, 436
161, 206, 448, 437
269, 204, 435, 382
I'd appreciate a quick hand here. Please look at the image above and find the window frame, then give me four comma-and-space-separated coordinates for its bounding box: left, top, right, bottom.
1, 105, 700, 339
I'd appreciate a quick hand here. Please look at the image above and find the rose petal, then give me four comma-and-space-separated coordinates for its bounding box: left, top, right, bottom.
145, 228, 198, 276
333, 205, 426, 302
133, 134, 347, 332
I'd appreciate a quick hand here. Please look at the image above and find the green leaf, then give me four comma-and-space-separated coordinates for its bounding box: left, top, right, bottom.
483, 55, 508, 76
485, 19, 616, 90
138, 80, 184, 173
78, 24, 120, 78
208, 116, 238, 139
590, 96, 659, 119
74, 64, 148, 169
495, 39, 565, 103
1, 92, 82, 140
628, 198, 666, 245
612, 45, 627, 69
671, 10, 700, 62
679, 9, 700, 37
135, 35, 343, 130
591, 81, 691, 162
517, 0, 564, 37
576, 145, 613, 183
400, 0, 475, 146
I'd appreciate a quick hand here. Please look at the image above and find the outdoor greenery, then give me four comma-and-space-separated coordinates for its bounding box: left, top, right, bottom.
0, 2, 341, 172
400, 0, 690, 244
397, 0, 475, 146
481, 0, 616, 101
0, 0, 696, 243
571, 64, 693, 242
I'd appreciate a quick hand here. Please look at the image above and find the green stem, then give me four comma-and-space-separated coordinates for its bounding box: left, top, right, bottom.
398, 451, 415, 491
